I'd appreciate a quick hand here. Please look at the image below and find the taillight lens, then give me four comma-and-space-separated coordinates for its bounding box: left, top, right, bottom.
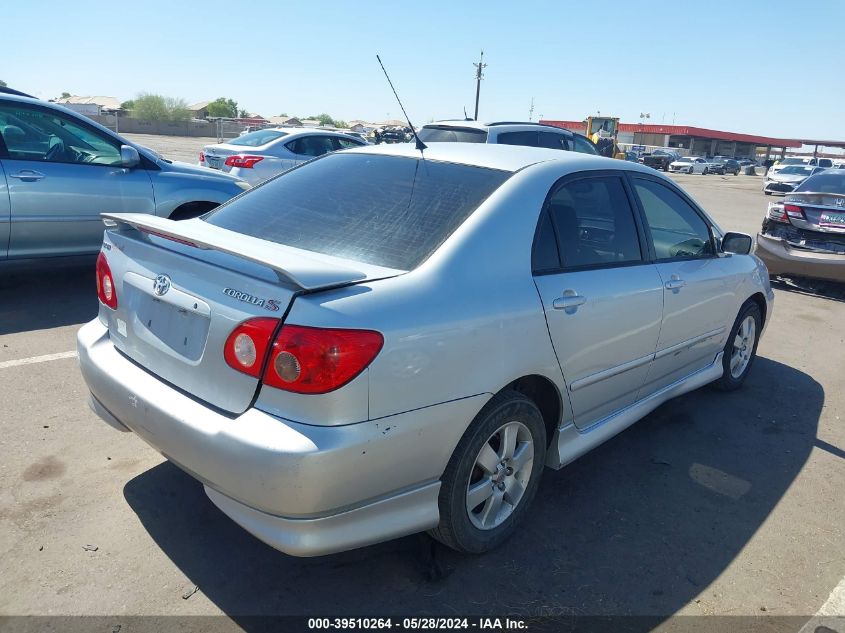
224, 154, 264, 169
767, 206, 788, 222
96, 252, 118, 309
224, 318, 279, 377
783, 203, 806, 220
199, 151, 205, 163
263, 325, 383, 394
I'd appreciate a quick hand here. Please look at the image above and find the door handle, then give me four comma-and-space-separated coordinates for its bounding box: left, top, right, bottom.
553, 290, 587, 311
664, 274, 686, 290
9, 170, 46, 181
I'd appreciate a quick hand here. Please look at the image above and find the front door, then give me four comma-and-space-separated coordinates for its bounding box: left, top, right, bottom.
0, 100, 154, 258
532, 173, 664, 430
629, 175, 735, 397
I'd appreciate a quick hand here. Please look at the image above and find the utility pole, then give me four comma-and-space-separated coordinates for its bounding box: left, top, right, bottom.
473, 50, 486, 120
528, 97, 534, 122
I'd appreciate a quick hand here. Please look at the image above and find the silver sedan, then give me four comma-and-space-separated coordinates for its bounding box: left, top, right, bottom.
199, 127, 366, 185
78, 143, 773, 556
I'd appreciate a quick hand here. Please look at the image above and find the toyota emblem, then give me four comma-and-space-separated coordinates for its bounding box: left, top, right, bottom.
153, 274, 171, 296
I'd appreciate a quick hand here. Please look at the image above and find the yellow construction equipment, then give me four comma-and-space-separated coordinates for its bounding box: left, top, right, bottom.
585, 116, 626, 159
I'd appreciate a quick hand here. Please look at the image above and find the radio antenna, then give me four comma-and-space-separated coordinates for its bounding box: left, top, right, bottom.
376, 54, 426, 151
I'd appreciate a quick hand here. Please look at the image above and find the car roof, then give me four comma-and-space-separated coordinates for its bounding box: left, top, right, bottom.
421, 119, 574, 134
345, 141, 652, 174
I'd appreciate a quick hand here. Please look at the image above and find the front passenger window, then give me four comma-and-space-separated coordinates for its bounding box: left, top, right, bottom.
633, 179, 714, 260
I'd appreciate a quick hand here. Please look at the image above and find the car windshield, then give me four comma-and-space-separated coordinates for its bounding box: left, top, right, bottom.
711, 158, 727, 163
676, 157, 693, 163
417, 126, 488, 143
204, 153, 510, 270
779, 166, 815, 175
779, 158, 806, 166
227, 129, 288, 147
794, 171, 845, 193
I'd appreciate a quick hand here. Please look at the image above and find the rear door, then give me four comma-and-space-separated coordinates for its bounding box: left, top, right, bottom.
0, 142, 9, 258
0, 100, 154, 258
533, 172, 664, 429
629, 175, 735, 396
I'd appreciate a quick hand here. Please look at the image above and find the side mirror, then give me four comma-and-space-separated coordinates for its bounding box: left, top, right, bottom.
120, 145, 140, 168
722, 231, 753, 255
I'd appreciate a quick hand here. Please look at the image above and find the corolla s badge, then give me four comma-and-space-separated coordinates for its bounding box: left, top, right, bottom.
836, 198, 844, 207
153, 274, 172, 296
223, 287, 281, 312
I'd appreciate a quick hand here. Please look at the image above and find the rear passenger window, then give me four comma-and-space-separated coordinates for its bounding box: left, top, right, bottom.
286, 136, 337, 157
632, 179, 714, 260
334, 137, 363, 150
546, 176, 642, 269
497, 131, 538, 147
538, 132, 570, 151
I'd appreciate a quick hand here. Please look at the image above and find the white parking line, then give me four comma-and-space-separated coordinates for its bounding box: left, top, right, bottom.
799, 575, 845, 632
0, 351, 77, 369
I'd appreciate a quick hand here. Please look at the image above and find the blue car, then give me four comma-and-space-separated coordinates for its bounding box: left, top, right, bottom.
0, 90, 250, 260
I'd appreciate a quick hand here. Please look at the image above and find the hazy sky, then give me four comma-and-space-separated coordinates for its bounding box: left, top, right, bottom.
4, 0, 843, 142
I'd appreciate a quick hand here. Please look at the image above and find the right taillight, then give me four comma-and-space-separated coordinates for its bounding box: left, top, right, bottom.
224, 318, 280, 377
263, 325, 383, 394
199, 151, 206, 163
96, 252, 118, 309
224, 154, 264, 169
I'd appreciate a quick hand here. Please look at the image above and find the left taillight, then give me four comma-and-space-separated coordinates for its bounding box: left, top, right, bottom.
224, 318, 280, 377
199, 151, 206, 163
95, 252, 118, 309
224, 154, 264, 169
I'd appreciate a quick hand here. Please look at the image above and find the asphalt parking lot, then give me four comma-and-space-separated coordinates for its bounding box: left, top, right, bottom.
1, 144, 843, 629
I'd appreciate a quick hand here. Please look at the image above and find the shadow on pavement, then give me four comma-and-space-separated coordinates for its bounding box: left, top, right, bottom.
0, 258, 97, 335
123, 357, 821, 626
771, 276, 845, 304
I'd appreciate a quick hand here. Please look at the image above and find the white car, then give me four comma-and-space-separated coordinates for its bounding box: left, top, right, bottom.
668, 156, 710, 174
768, 156, 834, 177
199, 127, 367, 185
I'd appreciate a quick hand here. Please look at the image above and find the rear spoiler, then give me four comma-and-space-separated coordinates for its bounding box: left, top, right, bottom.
102, 213, 404, 291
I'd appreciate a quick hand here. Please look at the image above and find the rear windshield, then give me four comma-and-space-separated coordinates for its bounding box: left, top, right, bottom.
204, 153, 510, 270
228, 129, 288, 147
794, 171, 845, 193
418, 126, 488, 143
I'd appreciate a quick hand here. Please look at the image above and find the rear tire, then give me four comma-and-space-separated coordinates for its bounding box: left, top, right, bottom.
688, 167, 694, 174
713, 301, 762, 391
429, 391, 546, 554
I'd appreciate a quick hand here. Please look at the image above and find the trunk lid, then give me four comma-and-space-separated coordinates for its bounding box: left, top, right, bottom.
99, 213, 401, 413
786, 192, 845, 234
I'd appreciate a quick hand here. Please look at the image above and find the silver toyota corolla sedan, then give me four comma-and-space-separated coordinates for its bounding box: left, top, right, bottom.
78, 143, 773, 556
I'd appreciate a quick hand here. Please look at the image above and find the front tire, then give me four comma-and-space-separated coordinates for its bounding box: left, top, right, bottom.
713, 301, 762, 391
429, 391, 546, 554
688, 166, 694, 174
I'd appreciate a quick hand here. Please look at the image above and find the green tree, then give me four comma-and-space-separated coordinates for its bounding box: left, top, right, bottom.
309, 113, 336, 126
60, 92, 71, 99
120, 99, 135, 110
0, 79, 7, 88
130, 93, 189, 122
238, 108, 249, 118
206, 97, 238, 118
333, 119, 348, 129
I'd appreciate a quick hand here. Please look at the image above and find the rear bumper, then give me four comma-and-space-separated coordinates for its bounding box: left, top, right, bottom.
77, 319, 487, 555
755, 233, 845, 283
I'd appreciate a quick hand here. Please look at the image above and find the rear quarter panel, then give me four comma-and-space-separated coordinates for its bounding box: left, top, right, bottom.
149, 167, 244, 217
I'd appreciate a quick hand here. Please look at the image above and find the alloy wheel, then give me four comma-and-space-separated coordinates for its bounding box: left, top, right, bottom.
730, 315, 756, 378
465, 421, 534, 530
